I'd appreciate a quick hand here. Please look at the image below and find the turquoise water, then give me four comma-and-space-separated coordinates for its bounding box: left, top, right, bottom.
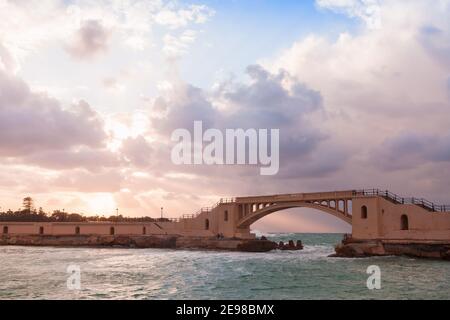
0, 233, 449, 300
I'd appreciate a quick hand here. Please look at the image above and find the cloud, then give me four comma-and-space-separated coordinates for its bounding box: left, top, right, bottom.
150, 64, 346, 179
22, 147, 121, 171
0, 0, 214, 64
276, 142, 349, 179
154, 65, 323, 133
316, 0, 382, 29
102, 76, 126, 93
121, 135, 153, 168
447, 77, 450, 100
163, 30, 197, 58
154, 4, 215, 29
2, 0, 450, 228
371, 132, 450, 171
0, 43, 18, 73
269, 1, 450, 145
261, 0, 450, 201
217, 65, 336, 175
51, 169, 123, 193
151, 82, 218, 135
418, 25, 450, 70
65, 19, 112, 60
0, 70, 106, 156
220, 65, 322, 128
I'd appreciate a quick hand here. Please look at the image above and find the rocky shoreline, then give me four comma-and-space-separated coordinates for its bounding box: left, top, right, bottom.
332, 238, 450, 260
0, 234, 279, 252
3, 234, 449, 259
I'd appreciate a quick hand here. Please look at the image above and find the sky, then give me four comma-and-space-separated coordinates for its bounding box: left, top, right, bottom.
1, 0, 450, 233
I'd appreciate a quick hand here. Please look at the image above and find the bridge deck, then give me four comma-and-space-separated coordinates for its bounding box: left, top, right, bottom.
233, 189, 450, 213
181, 189, 450, 221
235, 190, 356, 203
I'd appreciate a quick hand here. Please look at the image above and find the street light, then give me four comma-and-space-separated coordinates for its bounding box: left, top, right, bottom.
161, 207, 163, 220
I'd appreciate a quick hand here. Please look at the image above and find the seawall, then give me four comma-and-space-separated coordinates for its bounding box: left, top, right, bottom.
332, 238, 450, 260
0, 234, 278, 252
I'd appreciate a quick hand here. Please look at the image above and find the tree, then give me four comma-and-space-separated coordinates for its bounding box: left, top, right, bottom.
67, 213, 85, 222
23, 197, 34, 213
52, 210, 68, 222
38, 207, 47, 217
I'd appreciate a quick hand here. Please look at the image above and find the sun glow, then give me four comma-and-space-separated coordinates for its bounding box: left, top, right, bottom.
105, 112, 150, 151
85, 194, 117, 216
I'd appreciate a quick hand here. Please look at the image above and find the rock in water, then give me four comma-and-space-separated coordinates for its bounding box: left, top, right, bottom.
236, 240, 278, 252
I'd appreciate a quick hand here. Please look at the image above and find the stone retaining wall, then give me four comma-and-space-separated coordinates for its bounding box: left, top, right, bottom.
0, 234, 277, 252
332, 239, 450, 260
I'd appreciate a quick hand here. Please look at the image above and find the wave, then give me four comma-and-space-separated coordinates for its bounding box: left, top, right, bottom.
252, 230, 299, 238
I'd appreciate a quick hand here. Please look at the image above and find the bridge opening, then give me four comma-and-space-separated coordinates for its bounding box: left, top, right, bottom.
339, 200, 346, 212
110, 227, 115, 235
250, 207, 352, 235
330, 200, 336, 209
75, 226, 80, 235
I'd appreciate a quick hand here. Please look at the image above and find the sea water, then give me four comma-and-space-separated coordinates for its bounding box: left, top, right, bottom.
0, 233, 449, 300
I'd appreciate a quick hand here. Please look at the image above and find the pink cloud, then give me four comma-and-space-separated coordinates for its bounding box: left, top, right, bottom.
0, 71, 106, 156
64, 19, 112, 60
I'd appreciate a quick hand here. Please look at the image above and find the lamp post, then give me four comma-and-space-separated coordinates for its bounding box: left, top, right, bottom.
161, 207, 163, 220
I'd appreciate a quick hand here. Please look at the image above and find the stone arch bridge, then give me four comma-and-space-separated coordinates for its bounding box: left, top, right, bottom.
1, 189, 449, 244
181, 189, 450, 241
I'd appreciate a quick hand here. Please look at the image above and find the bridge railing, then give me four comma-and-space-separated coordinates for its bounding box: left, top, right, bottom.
194, 207, 213, 215
181, 206, 217, 220
219, 198, 236, 204
356, 189, 450, 212
181, 214, 196, 220
179, 199, 236, 221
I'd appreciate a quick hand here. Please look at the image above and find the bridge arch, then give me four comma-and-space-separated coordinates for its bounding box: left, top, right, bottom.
236, 202, 352, 229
